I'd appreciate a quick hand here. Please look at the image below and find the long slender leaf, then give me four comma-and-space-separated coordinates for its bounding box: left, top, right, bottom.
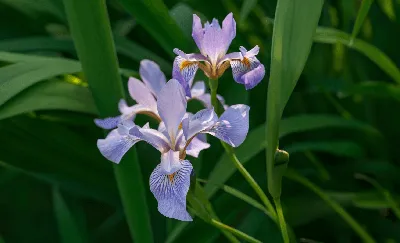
206, 115, 380, 198
0, 59, 81, 106
267, 0, 324, 198
118, 0, 189, 55
53, 187, 85, 243
351, 0, 374, 40
62, 0, 153, 242
314, 27, 400, 84
0, 80, 97, 120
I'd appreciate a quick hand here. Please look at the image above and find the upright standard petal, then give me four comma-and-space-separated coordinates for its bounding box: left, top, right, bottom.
230, 46, 265, 90
201, 13, 236, 65
97, 124, 140, 164
206, 104, 249, 147
150, 160, 193, 221
182, 108, 218, 141
157, 79, 187, 144
128, 77, 158, 111
192, 14, 204, 53
139, 60, 166, 97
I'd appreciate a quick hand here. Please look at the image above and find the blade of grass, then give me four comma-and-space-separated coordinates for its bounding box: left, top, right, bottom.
355, 174, 400, 220
351, 0, 374, 41
62, 0, 153, 242
52, 187, 85, 243
285, 169, 375, 243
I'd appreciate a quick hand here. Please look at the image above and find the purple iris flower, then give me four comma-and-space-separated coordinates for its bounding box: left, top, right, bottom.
96, 79, 249, 221
173, 13, 265, 94
94, 59, 226, 130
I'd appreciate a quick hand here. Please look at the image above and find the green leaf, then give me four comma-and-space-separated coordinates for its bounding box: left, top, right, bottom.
53, 187, 85, 243
118, 0, 189, 55
0, 80, 97, 120
206, 115, 381, 198
267, 0, 324, 198
285, 140, 366, 159
62, 0, 154, 242
314, 27, 400, 84
351, 0, 374, 40
0, 58, 81, 106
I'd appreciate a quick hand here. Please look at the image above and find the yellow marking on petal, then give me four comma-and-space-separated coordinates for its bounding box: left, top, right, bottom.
168, 173, 176, 183
242, 57, 251, 69
180, 60, 193, 71
178, 123, 182, 130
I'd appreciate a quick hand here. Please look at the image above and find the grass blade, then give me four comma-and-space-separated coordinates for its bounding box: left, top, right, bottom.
62, 0, 153, 242
351, 0, 374, 40
118, 0, 189, 55
314, 27, 400, 84
285, 169, 375, 243
53, 187, 85, 243
0, 80, 97, 120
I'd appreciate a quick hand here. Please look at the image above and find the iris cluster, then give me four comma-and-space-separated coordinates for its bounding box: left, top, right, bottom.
95, 13, 264, 221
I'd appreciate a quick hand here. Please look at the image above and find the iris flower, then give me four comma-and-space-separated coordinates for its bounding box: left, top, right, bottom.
94, 59, 226, 130
97, 79, 249, 221
173, 13, 265, 95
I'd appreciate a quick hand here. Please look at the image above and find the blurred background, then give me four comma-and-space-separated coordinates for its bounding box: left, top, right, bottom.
0, 0, 400, 242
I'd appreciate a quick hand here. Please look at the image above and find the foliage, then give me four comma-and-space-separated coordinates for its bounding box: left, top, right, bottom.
0, 0, 400, 242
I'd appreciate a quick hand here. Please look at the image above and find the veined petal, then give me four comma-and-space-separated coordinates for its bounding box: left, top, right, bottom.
230, 46, 265, 90
192, 14, 204, 53
97, 124, 139, 164
139, 60, 166, 97
94, 116, 121, 130
186, 134, 210, 158
206, 104, 249, 147
128, 77, 158, 110
150, 160, 193, 221
190, 81, 206, 98
157, 79, 187, 145
182, 108, 218, 141
160, 150, 182, 174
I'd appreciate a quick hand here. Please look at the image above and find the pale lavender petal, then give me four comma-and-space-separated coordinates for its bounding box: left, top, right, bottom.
192, 14, 204, 53
182, 108, 218, 141
157, 79, 187, 144
132, 125, 170, 153
173, 56, 197, 97
97, 128, 139, 164
150, 160, 193, 221
206, 104, 249, 147
94, 116, 121, 130
218, 52, 242, 65
186, 135, 210, 158
202, 13, 236, 65
190, 81, 206, 98
160, 150, 182, 174
230, 57, 265, 90
128, 77, 157, 110
140, 60, 166, 97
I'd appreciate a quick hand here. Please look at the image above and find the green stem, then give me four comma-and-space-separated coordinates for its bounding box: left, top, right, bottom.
286, 170, 375, 243
210, 219, 262, 243
208, 78, 277, 220
63, 1, 153, 242
274, 198, 289, 243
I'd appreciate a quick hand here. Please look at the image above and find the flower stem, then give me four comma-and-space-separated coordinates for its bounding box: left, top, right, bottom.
208, 78, 277, 220
210, 219, 262, 243
274, 197, 290, 243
